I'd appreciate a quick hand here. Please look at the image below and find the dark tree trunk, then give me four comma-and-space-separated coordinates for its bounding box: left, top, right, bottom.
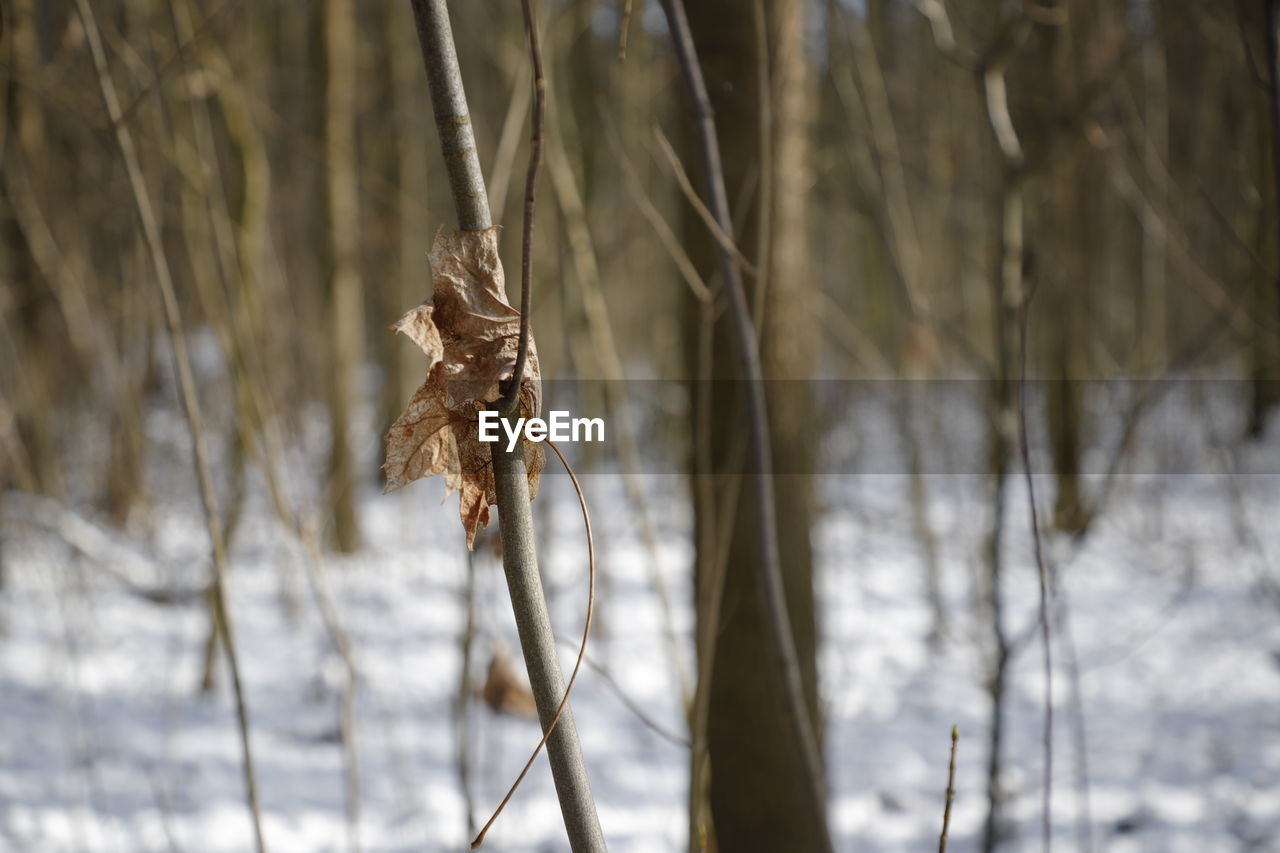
683, 1, 823, 849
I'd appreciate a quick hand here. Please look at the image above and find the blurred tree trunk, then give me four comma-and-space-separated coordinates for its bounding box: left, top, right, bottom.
1043, 7, 1089, 535
766, 0, 820, 731
977, 13, 1029, 850
325, 0, 364, 552
3, 0, 64, 502
1139, 35, 1169, 371
382, 1, 430, 449
980, 175, 1020, 853
867, 0, 894, 74
684, 1, 823, 849
1251, 0, 1280, 437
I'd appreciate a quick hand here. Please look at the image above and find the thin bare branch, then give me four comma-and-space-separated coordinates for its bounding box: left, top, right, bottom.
618, 0, 634, 61
500, 0, 545, 415
939, 725, 959, 853
1017, 284, 1053, 853
74, 1, 266, 849
602, 111, 710, 303
650, 122, 760, 278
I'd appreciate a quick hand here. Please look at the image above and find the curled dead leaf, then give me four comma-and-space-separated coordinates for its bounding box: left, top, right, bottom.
383, 226, 543, 549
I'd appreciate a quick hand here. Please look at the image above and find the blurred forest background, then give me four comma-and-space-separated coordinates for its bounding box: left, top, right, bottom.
2, 0, 1280, 851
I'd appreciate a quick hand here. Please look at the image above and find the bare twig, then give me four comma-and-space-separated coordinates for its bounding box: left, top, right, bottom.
142, 760, 182, 853
1057, 596, 1095, 853
650, 123, 759, 278
1102, 125, 1264, 342
751, 0, 773, 332
602, 112, 710, 303
1017, 284, 1053, 853
113, 0, 246, 131
74, 1, 265, 849
499, 0, 544, 415
618, 0, 634, 61
656, 2, 834, 851
554, 637, 690, 749
844, 7, 928, 314
487, 56, 532, 225
455, 550, 480, 838
939, 725, 959, 853
687, 299, 727, 853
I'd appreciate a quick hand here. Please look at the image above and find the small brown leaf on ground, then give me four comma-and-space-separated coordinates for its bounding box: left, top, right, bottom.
480, 650, 538, 720
383, 226, 542, 548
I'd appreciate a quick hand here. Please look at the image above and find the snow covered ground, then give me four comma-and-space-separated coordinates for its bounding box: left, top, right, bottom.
2, 391, 1279, 852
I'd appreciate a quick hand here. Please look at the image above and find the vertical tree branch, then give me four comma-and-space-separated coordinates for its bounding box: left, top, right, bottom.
500, 0, 544, 413
74, 1, 266, 850
325, 0, 364, 554
1018, 287, 1054, 853
407, 2, 604, 850
455, 550, 479, 838
656, 2, 834, 851
975, 11, 1054, 850
410, 0, 490, 232
939, 725, 959, 853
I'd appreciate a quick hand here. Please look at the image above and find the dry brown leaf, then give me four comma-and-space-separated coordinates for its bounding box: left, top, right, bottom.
383, 226, 543, 549
479, 650, 538, 720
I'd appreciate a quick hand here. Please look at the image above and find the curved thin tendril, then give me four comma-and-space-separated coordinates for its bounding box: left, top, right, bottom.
471, 438, 594, 848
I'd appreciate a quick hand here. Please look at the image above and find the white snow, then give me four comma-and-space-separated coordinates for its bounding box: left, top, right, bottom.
3, 395, 1279, 852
